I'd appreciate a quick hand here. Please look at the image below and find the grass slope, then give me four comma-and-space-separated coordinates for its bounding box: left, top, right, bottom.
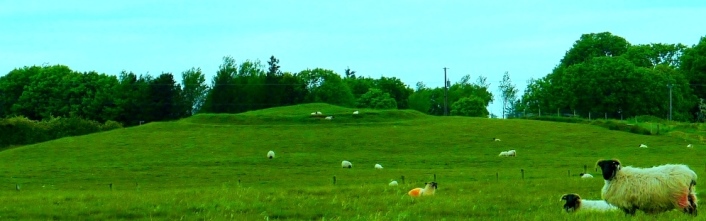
0, 103, 703, 220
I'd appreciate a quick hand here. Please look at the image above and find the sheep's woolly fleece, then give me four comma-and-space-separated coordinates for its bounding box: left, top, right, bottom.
408, 182, 438, 197
597, 159, 698, 215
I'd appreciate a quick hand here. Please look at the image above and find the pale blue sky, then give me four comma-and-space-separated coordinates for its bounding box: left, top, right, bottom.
2, 1, 705, 116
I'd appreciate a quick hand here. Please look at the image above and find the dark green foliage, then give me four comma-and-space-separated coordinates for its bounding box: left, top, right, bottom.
0, 116, 122, 148
450, 96, 489, 117
356, 88, 397, 109
522, 116, 652, 135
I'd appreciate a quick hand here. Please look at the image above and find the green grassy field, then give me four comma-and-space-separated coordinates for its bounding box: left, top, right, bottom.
1, 103, 704, 220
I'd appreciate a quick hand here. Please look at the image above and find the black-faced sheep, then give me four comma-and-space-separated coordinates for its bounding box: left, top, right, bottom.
408, 182, 437, 197
560, 193, 619, 213
596, 159, 698, 216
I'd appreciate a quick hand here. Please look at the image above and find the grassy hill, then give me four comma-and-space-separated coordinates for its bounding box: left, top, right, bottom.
0, 103, 704, 220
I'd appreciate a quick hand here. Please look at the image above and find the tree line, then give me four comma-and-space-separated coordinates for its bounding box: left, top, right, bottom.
1, 31, 706, 127
513, 32, 706, 122
0, 56, 495, 126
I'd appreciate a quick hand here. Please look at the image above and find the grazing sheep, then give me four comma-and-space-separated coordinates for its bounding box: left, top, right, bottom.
353, 110, 359, 115
639, 144, 648, 148
493, 138, 501, 141
498, 149, 516, 157
561, 193, 619, 213
325, 116, 334, 120
267, 150, 275, 159
389, 180, 398, 186
579, 173, 593, 178
316, 111, 322, 115
341, 160, 352, 168
596, 159, 698, 216
408, 182, 438, 197
688, 144, 694, 148
375, 164, 383, 169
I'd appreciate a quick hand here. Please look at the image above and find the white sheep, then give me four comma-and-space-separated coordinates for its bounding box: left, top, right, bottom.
639, 144, 648, 148
688, 144, 694, 148
408, 182, 437, 197
560, 193, 619, 213
316, 111, 322, 115
341, 160, 352, 168
389, 180, 398, 186
596, 159, 698, 216
374, 164, 383, 169
493, 137, 501, 141
325, 116, 334, 120
579, 173, 593, 178
353, 110, 359, 115
267, 150, 275, 159
498, 149, 516, 157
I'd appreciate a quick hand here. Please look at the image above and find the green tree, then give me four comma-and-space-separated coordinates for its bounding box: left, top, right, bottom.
264, 55, 284, 108
148, 73, 185, 121
560, 32, 630, 67
279, 72, 308, 105
450, 96, 489, 117
181, 67, 209, 116
0, 65, 42, 118
680, 36, 706, 101
374, 76, 413, 109
498, 71, 518, 118
298, 68, 355, 107
356, 88, 397, 109
203, 56, 238, 113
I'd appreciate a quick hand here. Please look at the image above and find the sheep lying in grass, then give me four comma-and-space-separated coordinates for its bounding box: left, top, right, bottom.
341, 160, 352, 168
688, 144, 694, 148
374, 164, 383, 169
561, 193, 619, 213
596, 159, 698, 216
639, 144, 648, 148
579, 173, 593, 178
267, 150, 275, 159
325, 116, 334, 120
498, 150, 516, 157
408, 182, 437, 197
493, 138, 501, 141
389, 180, 398, 186
353, 110, 359, 115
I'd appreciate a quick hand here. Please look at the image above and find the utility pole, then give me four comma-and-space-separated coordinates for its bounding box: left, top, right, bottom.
443, 67, 449, 116
668, 83, 673, 121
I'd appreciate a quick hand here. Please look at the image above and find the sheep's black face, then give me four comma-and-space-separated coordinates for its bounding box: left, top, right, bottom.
579, 173, 585, 177
597, 159, 621, 180
560, 194, 580, 212
426, 182, 438, 189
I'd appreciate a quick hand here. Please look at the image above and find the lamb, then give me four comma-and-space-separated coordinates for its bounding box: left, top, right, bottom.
408, 182, 437, 197
688, 144, 694, 148
596, 159, 698, 216
560, 193, 619, 213
579, 173, 593, 178
389, 180, 398, 186
639, 144, 648, 148
353, 110, 359, 115
267, 150, 275, 159
374, 164, 383, 169
493, 138, 501, 141
498, 149, 516, 157
341, 160, 352, 168
325, 116, 334, 120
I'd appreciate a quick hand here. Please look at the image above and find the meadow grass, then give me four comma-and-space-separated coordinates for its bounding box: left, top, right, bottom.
1, 103, 705, 220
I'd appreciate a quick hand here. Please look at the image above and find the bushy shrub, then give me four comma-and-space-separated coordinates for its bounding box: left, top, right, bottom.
0, 116, 123, 148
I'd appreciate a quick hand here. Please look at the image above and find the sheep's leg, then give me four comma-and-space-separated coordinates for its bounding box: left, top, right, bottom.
622, 207, 637, 216
685, 193, 698, 216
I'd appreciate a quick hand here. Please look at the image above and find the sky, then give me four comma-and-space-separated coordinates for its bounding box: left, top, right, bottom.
2, 0, 706, 116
